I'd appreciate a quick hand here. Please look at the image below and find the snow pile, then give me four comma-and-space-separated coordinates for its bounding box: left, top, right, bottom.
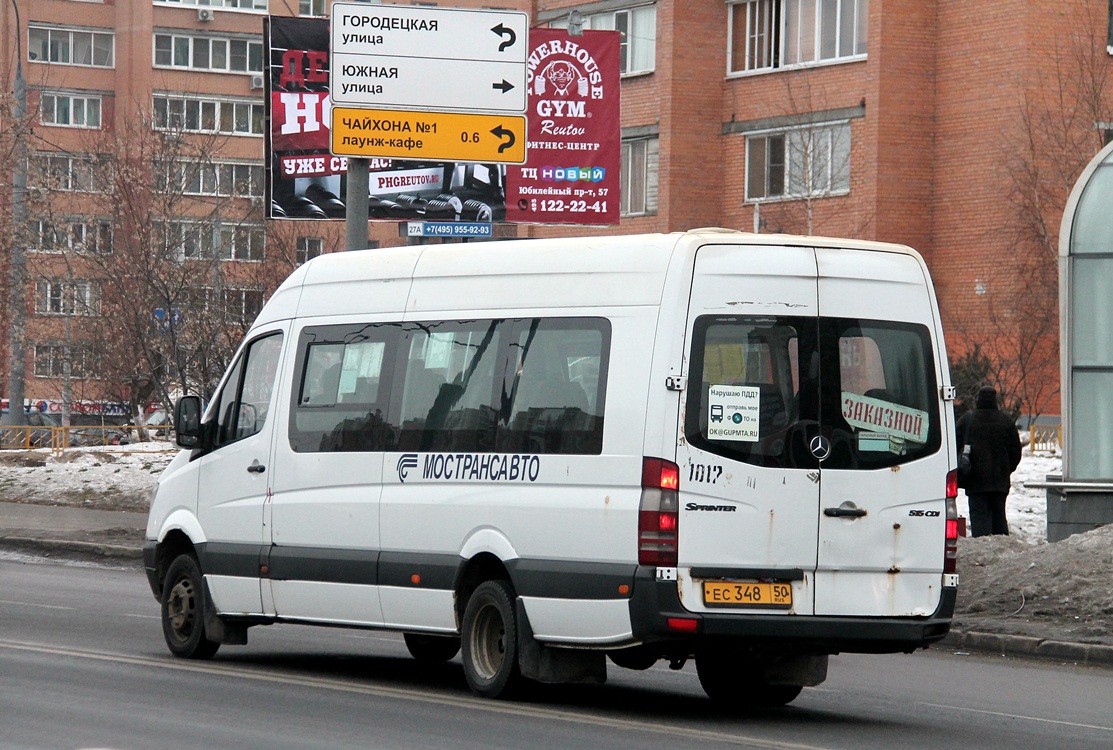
0, 442, 175, 512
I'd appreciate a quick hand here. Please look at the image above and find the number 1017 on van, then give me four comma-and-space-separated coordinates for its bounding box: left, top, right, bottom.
144, 229, 960, 706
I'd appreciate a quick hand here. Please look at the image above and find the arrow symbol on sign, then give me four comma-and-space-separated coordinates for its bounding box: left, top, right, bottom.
492, 80, 515, 94
491, 24, 516, 51
490, 126, 516, 154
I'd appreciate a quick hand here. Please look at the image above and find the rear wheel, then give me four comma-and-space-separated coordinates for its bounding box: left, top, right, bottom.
696, 653, 802, 707
404, 633, 461, 663
461, 579, 523, 699
161, 553, 220, 660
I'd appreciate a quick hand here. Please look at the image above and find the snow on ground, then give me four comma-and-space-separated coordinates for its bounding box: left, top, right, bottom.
0, 441, 176, 512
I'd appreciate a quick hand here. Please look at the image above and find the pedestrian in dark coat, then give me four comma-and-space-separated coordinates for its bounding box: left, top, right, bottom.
955, 385, 1022, 536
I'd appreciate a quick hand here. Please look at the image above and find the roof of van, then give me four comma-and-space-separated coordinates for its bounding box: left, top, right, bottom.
255, 229, 924, 326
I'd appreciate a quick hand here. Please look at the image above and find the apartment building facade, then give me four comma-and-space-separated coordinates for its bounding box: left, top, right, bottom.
4, 0, 1108, 420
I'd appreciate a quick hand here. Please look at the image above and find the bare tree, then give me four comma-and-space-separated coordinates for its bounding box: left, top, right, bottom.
950, 10, 1113, 425
24, 105, 285, 427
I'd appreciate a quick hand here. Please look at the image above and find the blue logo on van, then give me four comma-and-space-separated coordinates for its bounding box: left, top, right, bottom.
397, 453, 419, 483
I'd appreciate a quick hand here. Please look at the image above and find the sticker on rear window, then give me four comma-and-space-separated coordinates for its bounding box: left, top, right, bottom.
707, 385, 760, 442
842, 391, 929, 444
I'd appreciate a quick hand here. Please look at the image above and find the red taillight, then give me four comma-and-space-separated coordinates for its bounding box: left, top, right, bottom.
944, 477, 959, 574
667, 617, 699, 632
642, 457, 680, 491
639, 457, 680, 567
946, 468, 958, 500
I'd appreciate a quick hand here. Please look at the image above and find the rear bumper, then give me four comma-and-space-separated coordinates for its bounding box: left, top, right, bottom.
628, 567, 955, 655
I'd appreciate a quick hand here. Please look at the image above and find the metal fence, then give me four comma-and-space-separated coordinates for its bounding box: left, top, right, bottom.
0, 425, 170, 454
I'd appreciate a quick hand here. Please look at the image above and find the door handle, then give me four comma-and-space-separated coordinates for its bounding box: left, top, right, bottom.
247, 460, 266, 474
824, 507, 866, 518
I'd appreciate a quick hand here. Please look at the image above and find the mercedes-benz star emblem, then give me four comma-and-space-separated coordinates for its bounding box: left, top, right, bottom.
809, 435, 832, 461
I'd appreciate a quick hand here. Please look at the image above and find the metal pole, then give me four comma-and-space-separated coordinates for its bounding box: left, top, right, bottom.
4, 0, 28, 426
345, 158, 369, 250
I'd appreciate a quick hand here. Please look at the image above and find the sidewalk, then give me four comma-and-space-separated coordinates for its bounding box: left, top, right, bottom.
2, 501, 1112, 667
0, 501, 146, 563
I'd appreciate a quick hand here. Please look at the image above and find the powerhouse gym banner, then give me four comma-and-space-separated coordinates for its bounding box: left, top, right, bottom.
264, 17, 620, 225
503, 28, 621, 225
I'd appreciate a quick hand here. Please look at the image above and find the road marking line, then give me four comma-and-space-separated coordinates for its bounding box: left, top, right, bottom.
0, 600, 74, 611
919, 702, 1113, 733
0, 638, 834, 750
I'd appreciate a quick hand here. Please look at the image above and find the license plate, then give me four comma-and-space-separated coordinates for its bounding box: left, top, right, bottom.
702, 580, 793, 608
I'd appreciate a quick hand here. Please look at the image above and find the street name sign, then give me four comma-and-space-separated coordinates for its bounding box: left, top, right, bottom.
330, 4, 529, 114
331, 107, 527, 164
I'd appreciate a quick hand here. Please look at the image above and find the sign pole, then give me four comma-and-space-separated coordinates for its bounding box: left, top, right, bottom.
345, 157, 369, 250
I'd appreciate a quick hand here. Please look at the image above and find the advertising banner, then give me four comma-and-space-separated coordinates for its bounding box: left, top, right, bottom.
265, 18, 619, 226
505, 29, 621, 225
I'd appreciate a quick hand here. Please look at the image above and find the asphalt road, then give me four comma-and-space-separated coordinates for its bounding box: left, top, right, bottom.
3, 557, 1113, 750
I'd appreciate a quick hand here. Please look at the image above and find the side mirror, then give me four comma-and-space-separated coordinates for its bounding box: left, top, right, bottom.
175, 396, 203, 449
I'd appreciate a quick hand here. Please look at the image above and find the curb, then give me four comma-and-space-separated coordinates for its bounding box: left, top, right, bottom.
0, 536, 143, 564
941, 629, 1113, 666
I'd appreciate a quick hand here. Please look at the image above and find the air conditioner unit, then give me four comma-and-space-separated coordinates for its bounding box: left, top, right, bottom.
197, 8, 215, 22
250, 75, 265, 90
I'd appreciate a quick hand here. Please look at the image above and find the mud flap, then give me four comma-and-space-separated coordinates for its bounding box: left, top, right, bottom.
202, 579, 249, 646
515, 600, 606, 685
765, 653, 828, 687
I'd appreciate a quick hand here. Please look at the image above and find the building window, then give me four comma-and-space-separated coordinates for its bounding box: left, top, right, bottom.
166, 221, 265, 261
745, 122, 851, 201
153, 95, 265, 136
299, 0, 328, 16
551, 4, 656, 75
727, 0, 867, 75
729, 0, 776, 73
28, 26, 114, 67
32, 153, 108, 192
30, 219, 112, 254
154, 33, 264, 74
297, 237, 323, 264
621, 136, 659, 216
159, 160, 264, 197
36, 279, 100, 316
41, 93, 102, 129
34, 344, 90, 379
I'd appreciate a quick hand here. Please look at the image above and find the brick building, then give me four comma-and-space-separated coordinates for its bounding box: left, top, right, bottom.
4, 0, 1109, 421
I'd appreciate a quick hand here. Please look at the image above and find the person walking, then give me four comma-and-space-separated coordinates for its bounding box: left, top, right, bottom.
955, 385, 1022, 536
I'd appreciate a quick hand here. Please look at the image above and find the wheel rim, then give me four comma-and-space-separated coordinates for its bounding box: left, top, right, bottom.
471, 602, 506, 681
166, 574, 199, 643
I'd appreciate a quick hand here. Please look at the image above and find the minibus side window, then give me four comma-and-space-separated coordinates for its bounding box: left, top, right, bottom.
500, 318, 610, 455
213, 332, 283, 448
289, 323, 400, 453
398, 320, 506, 452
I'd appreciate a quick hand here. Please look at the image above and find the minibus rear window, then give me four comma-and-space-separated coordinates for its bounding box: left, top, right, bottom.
686, 315, 939, 470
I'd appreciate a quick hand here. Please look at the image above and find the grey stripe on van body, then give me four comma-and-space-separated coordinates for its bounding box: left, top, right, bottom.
197, 542, 636, 601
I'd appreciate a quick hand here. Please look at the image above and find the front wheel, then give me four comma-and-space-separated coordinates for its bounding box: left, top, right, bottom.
161, 553, 220, 660
460, 580, 523, 699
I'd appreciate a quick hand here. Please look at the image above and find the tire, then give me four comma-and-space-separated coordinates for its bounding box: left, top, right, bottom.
696, 654, 802, 707
460, 580, 523, 699
404, 633, 461, 663
161, 553, 220, 660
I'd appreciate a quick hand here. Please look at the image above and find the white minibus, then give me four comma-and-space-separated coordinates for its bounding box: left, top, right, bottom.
145, 229, 959, 704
